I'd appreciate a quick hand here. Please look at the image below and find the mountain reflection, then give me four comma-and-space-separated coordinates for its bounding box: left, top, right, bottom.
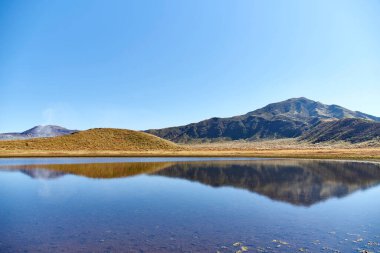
154, 160, 380, 206
1, 159, 380, 206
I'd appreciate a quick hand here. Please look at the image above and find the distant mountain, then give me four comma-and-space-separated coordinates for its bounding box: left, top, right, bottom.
146, 97, 380, 142
301, 118, 380, 143
0, 125, 77, 140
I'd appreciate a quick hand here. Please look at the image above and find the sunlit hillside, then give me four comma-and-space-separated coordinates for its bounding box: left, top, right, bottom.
0, 128, 181, 152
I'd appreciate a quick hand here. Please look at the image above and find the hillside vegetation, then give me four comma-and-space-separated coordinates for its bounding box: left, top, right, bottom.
0, 128, 181, 151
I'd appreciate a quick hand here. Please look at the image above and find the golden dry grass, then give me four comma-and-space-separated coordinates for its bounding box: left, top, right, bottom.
0, 132, 379, 161
0, 128, 181, 152
0, 148, 379, 161
181, 139, 380, 160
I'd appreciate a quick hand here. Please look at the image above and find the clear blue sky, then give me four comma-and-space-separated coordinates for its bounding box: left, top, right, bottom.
1, 0, 379, 132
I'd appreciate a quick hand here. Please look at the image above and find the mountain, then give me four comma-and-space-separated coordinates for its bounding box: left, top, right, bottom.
301, 118, 380, 143
0, 125, 77, 140
146, 97, 380, 142
0, 128, 181, 151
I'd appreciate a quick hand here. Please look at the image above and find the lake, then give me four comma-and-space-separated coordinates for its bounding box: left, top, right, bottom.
0, 158, 379, 253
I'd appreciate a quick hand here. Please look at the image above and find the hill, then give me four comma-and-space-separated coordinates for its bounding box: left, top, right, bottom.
146, 97, 380, 142
301, 118, 380, 143
0, 128, 181, 151
0, 125, 77, 140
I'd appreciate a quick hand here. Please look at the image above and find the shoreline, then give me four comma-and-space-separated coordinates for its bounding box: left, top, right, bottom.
1, 149, 379, 162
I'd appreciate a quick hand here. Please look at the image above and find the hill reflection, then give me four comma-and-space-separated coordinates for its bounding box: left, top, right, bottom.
1, 159, 380, 206
2, 162, 173, 179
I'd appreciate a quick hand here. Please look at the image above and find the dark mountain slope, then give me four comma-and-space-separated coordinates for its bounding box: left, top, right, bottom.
301, 118, 380, 143
146, 97, 380, 142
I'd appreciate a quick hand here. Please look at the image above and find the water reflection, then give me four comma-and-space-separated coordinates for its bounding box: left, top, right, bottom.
155, 160, 380, 206
1, 159, 380, 252
17, 162, 173, 179
2, 159, 380, 206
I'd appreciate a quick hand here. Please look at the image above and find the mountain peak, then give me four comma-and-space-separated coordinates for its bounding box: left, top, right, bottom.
22, 125, 69, 134
249, 97, 378, 122
287, 97, 315, 102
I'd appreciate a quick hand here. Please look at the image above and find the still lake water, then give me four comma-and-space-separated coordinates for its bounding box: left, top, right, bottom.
0, 158, 379, 253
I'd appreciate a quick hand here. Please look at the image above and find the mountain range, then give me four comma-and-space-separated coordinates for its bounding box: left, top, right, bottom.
146, 97, 380, 143
1, 98, 379, 144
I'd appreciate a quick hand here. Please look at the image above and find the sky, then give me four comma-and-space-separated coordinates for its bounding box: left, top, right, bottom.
1, 0, 379, 132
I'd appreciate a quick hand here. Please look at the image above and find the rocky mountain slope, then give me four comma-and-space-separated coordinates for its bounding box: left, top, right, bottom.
146, 97, 380, 143
0, 125, 77, 140
301, 118, 380, 143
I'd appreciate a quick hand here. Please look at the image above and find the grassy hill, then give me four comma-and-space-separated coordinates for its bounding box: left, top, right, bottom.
0, 128, 181, 151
